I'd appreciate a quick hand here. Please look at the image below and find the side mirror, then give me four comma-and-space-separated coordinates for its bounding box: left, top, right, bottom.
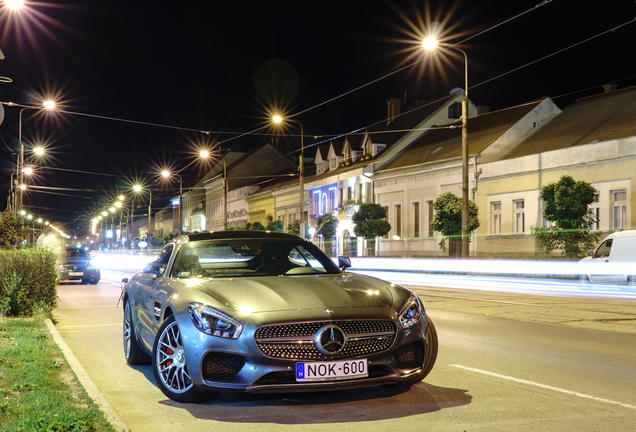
121, 278, 129, 290
588, 251, 593, 257
338, 256, 351, 270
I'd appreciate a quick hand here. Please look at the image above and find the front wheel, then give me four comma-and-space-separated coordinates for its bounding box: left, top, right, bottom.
577, 274, 591, 290
123, 300, 150, 365
400, 317, 438, 386
152, 315, 218, 403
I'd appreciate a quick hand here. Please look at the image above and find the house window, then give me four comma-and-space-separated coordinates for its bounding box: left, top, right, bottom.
329, 188, 337, 211
613, 190, 627, 230
339, 188, 344, 205
365, 183, 373, 203
427, 201, 434, 237
492, 202, 502, 234
514, 200, 525, 233
413, 202, 420, 237
394, 204, 402, 238
589, 192, 600, 230
322, 193, 328, 214
347, 186, 352, 202
358, 183, 363, 202
448, 102, 462, 119
383, 206, 389, 238
313, 191, 320, 214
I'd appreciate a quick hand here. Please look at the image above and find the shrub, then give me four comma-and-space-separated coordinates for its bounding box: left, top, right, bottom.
265, 220, 284, 232
0, 249, 58, 317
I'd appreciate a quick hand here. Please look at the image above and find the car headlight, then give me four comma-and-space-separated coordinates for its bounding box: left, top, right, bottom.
86, 264, 97, 270
399, 294, 424, 329
189, 303, 243, 339
58, 265, 67, 272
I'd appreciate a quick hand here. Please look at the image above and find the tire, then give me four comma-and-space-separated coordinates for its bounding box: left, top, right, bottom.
152, 315, 218, 403
400, 317, 439, 386
123, 300, 150, 365
577, 274, 591, 290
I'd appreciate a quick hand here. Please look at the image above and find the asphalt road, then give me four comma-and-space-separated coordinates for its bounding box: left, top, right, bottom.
51, 268, 636, 432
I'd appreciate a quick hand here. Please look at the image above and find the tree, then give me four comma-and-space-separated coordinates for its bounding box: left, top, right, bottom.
287, 220, 311, 240
265, 220, 284, 232
532, 175, 602, 257
250, 221, 266, 231
316, 213, 339, 255
352, 203, 391, 256
0, 210, 26, 248
431, 192, 480, 256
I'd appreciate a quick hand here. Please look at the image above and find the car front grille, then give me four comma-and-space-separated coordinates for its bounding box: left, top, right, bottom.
202, 353, 245, 380
64, 264, 87, 271
255, 320, 396, 360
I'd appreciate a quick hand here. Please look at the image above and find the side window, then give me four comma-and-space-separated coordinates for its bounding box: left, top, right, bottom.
594, 239, 612, 258
157, 244, 174, 275
288, 246, 326, 271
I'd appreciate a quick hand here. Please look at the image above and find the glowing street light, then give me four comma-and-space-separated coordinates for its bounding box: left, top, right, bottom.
4, 0, 24, 10
161, 150, 211, 233
272, 115, 305, 238
423, 37, 470, 257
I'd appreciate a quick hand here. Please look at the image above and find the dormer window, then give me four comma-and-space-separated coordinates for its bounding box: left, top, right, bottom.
448, 102, 461, 119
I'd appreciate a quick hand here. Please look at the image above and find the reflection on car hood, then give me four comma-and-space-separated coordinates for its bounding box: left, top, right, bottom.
191, 273, 394, 313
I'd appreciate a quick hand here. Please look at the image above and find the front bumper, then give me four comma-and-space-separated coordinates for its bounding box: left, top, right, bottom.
179, 310, 430, 394
58, 268, 100, 282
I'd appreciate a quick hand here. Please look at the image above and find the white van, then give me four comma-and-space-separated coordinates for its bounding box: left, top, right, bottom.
577, 230, 636, 288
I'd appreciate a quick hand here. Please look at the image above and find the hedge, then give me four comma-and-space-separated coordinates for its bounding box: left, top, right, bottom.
0, 249, 58, 316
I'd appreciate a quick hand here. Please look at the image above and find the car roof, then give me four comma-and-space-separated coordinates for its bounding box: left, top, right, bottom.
607, 230, 636, 239
176, 230, 304, 243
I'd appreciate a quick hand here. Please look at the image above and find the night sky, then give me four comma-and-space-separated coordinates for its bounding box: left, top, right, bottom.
1, 0, 635, 236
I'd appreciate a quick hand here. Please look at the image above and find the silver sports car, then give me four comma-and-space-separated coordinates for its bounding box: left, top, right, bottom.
121, 231, 438, 403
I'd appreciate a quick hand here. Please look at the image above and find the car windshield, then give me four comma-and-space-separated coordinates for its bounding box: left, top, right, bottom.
66, 249, 90, 259
170, 238, 339, 278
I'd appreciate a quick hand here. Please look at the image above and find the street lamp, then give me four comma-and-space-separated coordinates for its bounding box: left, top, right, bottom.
10, 100, 56, 215
161, 150, 211, 234
423, 37, 470, 257
273, 115, 305, 239
161, 170, 183, 233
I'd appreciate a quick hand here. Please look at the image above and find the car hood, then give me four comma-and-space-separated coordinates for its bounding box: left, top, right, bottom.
189, 273, 394, 313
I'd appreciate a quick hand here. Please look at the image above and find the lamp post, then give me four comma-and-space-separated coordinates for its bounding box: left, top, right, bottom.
423, 38, 470, 257
161, 150, 210, 234
13, 101, 56, 215
272, 116, 305, 239
161, 171, 183, 233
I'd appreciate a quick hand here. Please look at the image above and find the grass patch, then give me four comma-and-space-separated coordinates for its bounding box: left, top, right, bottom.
0, 318, 119, 431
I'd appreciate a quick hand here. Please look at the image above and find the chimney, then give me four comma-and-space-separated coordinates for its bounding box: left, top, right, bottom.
386, 98, 401, 123
603, 84, 618, 93
477, 106, 491, 116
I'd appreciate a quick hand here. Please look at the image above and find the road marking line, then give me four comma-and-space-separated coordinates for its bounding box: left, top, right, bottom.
450, 364, 636, 410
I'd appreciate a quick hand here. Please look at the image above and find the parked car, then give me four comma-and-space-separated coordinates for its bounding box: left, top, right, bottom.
577, 230, 636, 289
121, 231, 438, 403
58, 247, 101, 284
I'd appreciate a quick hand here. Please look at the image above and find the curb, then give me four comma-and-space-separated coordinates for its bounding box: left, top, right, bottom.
45, 319, 129, 431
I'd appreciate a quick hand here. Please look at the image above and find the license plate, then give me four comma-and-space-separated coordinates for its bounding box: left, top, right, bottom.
296, 358, 368, 382
69, 272, 84, 276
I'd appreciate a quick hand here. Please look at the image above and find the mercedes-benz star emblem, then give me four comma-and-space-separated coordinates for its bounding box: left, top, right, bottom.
315, 324, 346, 356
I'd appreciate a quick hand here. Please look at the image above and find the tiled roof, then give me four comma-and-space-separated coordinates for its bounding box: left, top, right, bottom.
382, 99, 546, 170
505, 86, 636, 159
367, 94, 456, 145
